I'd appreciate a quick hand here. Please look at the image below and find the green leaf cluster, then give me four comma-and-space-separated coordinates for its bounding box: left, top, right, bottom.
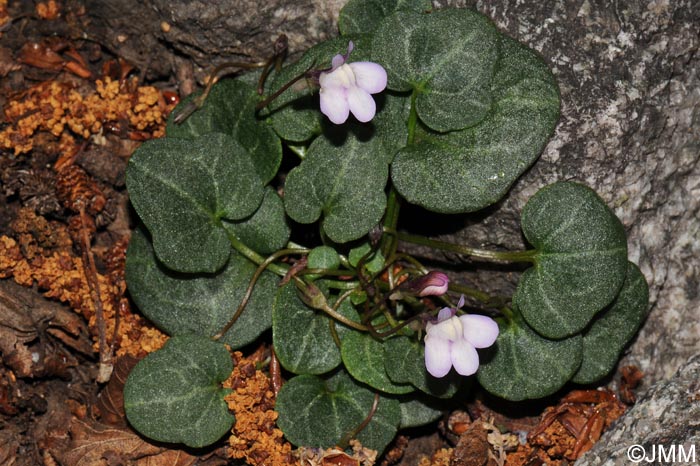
477, 182, 649, 400
123, 79, 288, 448
261, 1, 559, 246
121, 0, 650, 454
271, 284, 455, 453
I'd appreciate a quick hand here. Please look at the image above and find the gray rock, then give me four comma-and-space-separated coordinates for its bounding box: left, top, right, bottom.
576, 354, 700, 466
437, 0, 700, 388
84, 0, 346, 84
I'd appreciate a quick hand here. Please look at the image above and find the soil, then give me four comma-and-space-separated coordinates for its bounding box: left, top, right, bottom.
0, 2, 644, 465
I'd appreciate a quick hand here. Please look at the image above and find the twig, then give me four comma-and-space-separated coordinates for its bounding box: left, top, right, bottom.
78, 206, 112, 383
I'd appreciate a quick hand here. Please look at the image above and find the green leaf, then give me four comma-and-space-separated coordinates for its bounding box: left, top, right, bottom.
368, 91, 413, 163
272, 282, 341, 374
573, 262, 649, 384
166, 79, 282, 184
125, 228, 277, 349
477, 309, 582, 401
341, 332, 414, 394
123, 335, 234, 448
264, 36, 371, 142
308, 246, 341, 270
339, 0, 432, 36
276, 371, 400, 453
305, 245, 342, 281
399, 397, 443, 429
383, 335, 460, 398
284, 132, 389, 243
348, 243, 385, 275
391, 34, 560, 213
515, 182, 628, 339
126, 133, 264, 273
372, 9, 498, 131
223, 187, 290, 255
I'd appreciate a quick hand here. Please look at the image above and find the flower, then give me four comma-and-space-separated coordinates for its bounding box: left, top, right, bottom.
390, 271, 450, 301
319, 41, 387, 124
414, 271, 450, 297
424, 296, 499, 378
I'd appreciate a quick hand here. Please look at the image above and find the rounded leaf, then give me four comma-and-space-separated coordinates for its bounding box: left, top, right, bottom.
399, 397, 443, 429
372, 9, 498, 131
276, 371, 400, 453
308, 246, 341, 271
383, 335, 460, 398
284, 133, 389, 243
339, 0, 432, 36
515, 182, 628, 339
123, 335, 234, 448
391, 34, 560, 213
166, 79, 282, 184
477, 310, 582, 401
223, 187, 290, 255
341, 332, 414, 394
126, 133, 264, 273
125, 228, 277, 349
272, 283, 341, 374
573, 262, 649, 384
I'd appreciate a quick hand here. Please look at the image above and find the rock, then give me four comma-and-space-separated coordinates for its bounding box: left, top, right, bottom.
83, 0, 346, 84
82, 0, 700, 386
576, 354, 700, 465
435, 0, 700, 388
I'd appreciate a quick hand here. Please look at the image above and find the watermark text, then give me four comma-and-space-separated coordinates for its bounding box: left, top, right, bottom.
627, 444, 696, 463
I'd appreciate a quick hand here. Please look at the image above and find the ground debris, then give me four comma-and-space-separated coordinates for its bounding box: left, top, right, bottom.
223, 350, 299, 466
296, 440, 377, 466
0, 218, 167, 360
506, 389, 627, 466
417, 448, 452, 466
47, 417, 207, 466
1, 76, 173, 155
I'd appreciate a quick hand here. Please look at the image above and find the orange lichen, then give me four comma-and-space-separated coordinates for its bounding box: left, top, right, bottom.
36, 0, 61, 20
417, 448, 452, 466
0, 221, 167, 359
1, 77, 173, 155
223, 351, 299, 466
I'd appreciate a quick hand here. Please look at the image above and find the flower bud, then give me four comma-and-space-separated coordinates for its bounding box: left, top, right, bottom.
413, 271, 450, 297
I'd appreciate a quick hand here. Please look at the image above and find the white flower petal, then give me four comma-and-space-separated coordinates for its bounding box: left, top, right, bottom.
426, 315, 462, 341
319, 87, 349, 124
425, 335, 452, 378
450, 339, 479, 376
320, 64, 355, 90
347, 86, 376, 122
349, 62, 387, 94
459, 314, 499, 348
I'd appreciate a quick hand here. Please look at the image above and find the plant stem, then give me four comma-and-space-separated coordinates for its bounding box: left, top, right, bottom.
214, 245, 309, 340
380, 187, 401, 258
385, 229, 538, 263
226, 232, 292, 276
380, 89, 418, 258
338, 393, 380, 450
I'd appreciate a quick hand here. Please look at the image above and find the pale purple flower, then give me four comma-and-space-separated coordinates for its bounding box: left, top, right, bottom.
390, 271, 449, 301
415, 271, 450, 297
424, 296, 499, 378
318, 41, 387, 124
